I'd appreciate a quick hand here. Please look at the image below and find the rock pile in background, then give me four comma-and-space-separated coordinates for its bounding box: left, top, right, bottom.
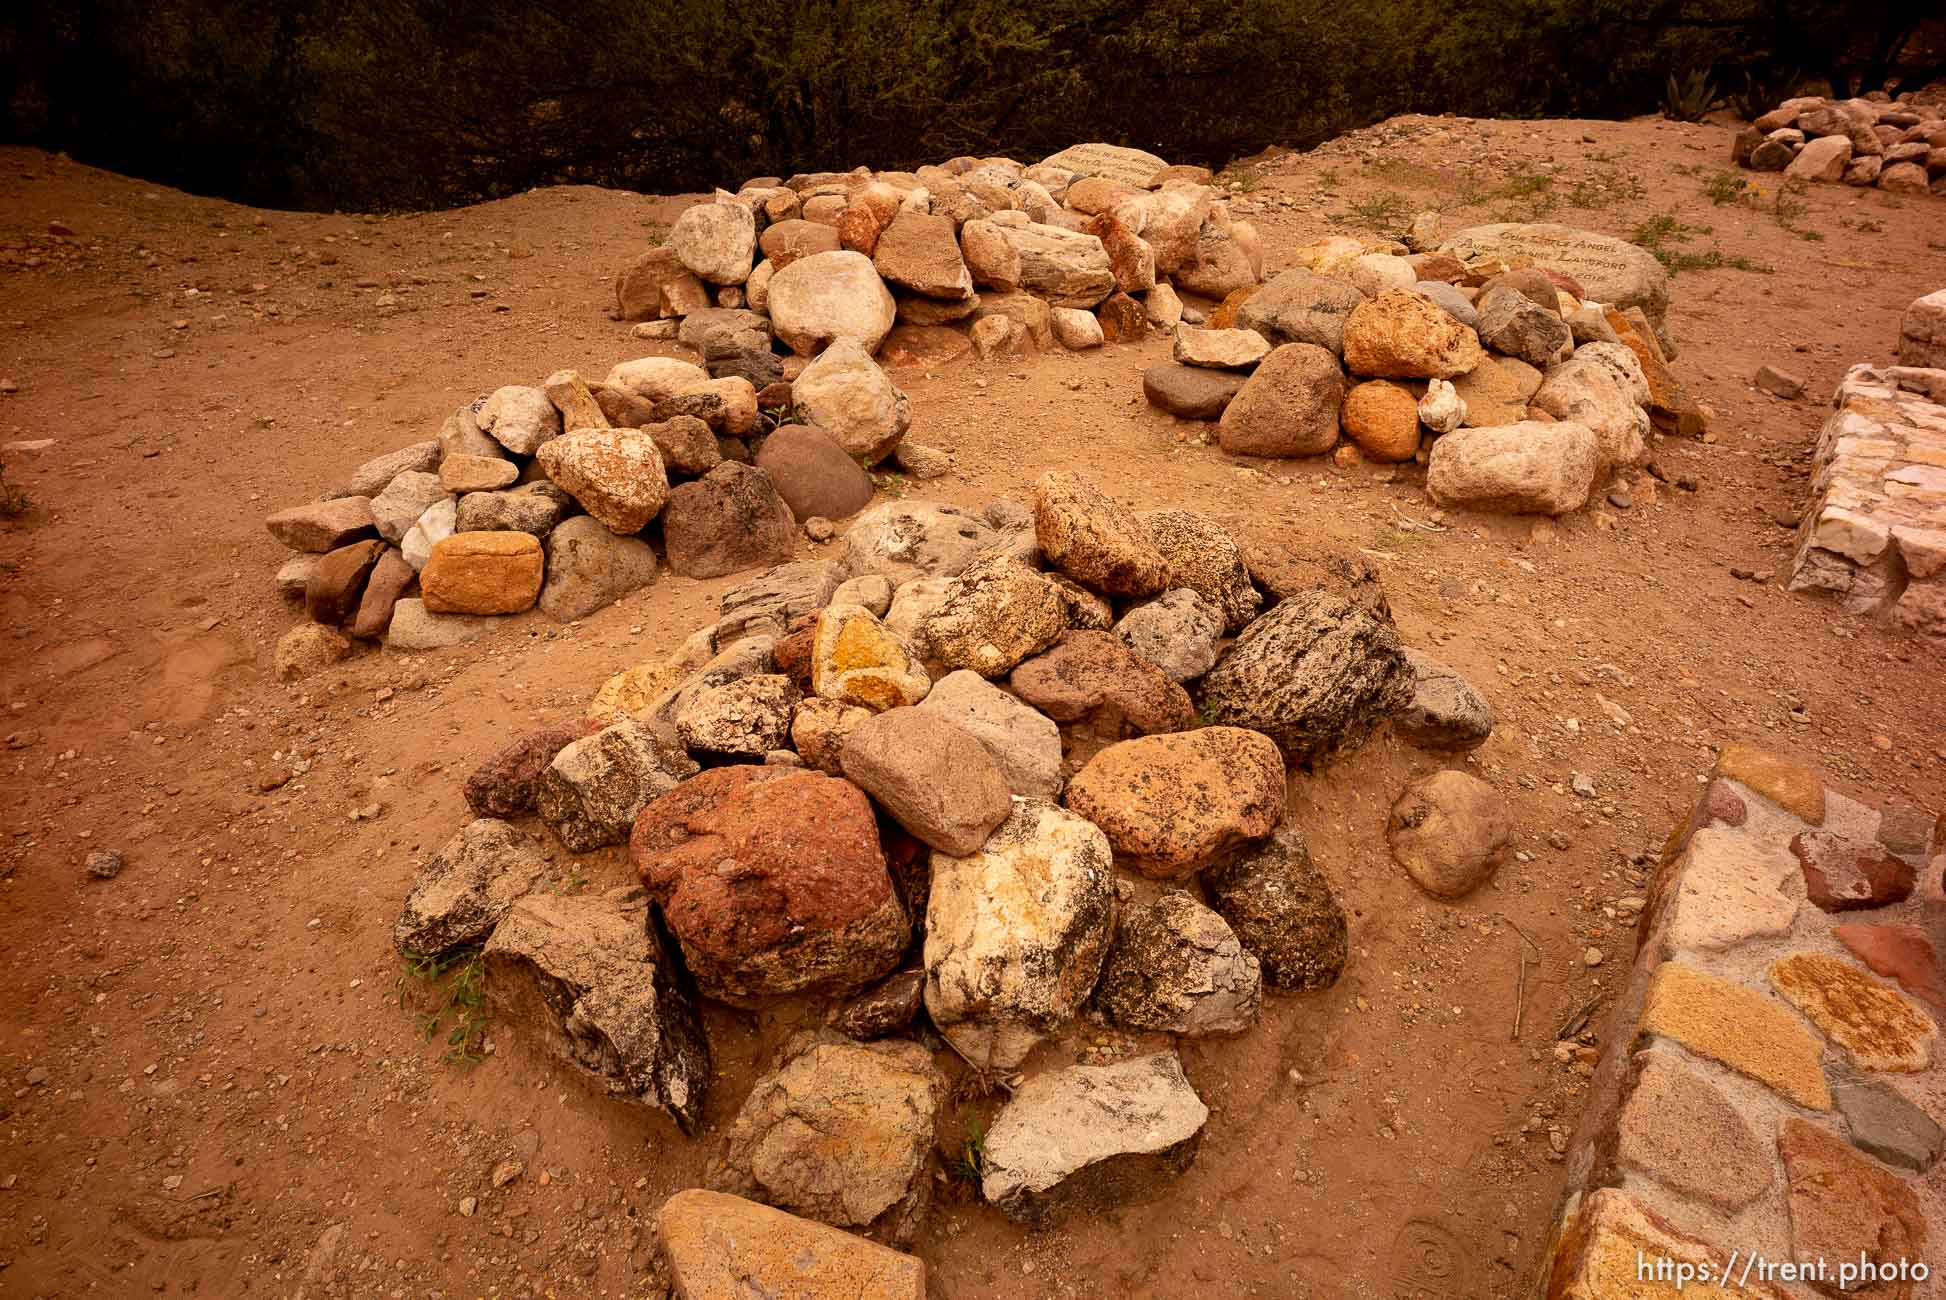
613, 142, 1266, 361
393, 468, 1501, 1253
1731, 94, 1946, 194
1144, 220, 1691, 517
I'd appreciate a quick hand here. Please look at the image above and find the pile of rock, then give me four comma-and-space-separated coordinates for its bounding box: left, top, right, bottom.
264, 334, 941, 674
614, 142, 1266, 363
1145, 220, 1696, 517
1786, 293, 1946, 636
395, 469, 1497, 1241
1732, 94, 1946, 194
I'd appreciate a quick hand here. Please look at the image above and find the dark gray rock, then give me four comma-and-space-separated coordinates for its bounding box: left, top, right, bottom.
1834, 1077, 1944, 1172
1395, 648, 1494, 752
1203, 828, 1348, 992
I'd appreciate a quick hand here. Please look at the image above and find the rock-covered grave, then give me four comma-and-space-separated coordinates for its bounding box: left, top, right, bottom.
387, 463, 1520, 1284
1731, 91, 1946, 195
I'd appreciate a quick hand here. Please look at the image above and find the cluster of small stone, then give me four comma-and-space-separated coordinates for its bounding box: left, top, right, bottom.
1144, 218, 1706, 518
261, 324, 949, 677
613, 141, 1268, 363
1542, 743, 1945, 1297
1732, 94, 1946, 194
391, 469, 1501, 1289
1787, 291, 1946, 637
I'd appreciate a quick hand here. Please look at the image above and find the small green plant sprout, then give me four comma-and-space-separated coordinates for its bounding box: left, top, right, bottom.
397, 947, 490, 1066
1701, 170, 1750, 205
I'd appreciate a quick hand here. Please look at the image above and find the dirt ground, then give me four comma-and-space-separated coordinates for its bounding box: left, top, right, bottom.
0, 110, 1942, 1300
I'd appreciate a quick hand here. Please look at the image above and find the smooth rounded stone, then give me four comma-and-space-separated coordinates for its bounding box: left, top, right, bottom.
1197, 590, 1411, 765
1205, 829, 1347, 991
812, 603, 931, 712
275, 622, 351, 681
536, 516, 657, 623
913, 669, 1063, 799
833, 968, 927, 1040
1342, 289, 1485, 379
790, 696, 872, 776
891, 440, 950, 479
839, 708, 1011, 855
920, 552, 1067, 678
266, 496, 376, 553
1396, 648, 1494, 751
1045, 307, 1100, 352
1217, 342, 1345, 458
790, 338, 910, 464
1114, 588, 1222, 681
1418, 377, 1466, 433
656, 1189, 926, 1300
634, 766, 909, 1004
326, 440, 441, 500
662, 463, 798, 580
1880, 160, 1931, 193
1415, 279, 1480, 329
1134, 509, 1261, 633
305, 539, 386, 626
349, 547, 416, 639
838, 502, 997, 588
420, 531, 543, 615
369, 471, 451, 545
534, 428, 670, 534
644, 414, 724, 476
711, 1034, 946, 1244
1172, 325, 1269, 370
767, 250, 898, 356
871, 211, 974, 300
275, 554, 318, 597
604, 356, 712, 405
760, 218, 843, 268
440, 453, 518, 494
453, 481, 574, 539
755, 423, 876, 522
1346, 252, 1416, 298
537, 720, 700, 854
980, 1053, 1207, 1226
676, 674, 800, 759
1440, 223, 1671, 328
477, 385, 563, 456
394, 818, 550, 959
1233, 268, 1367, 356
1452, 353, 1543, 428
1387, 769, 1513, 898
1142, 361, 1246, 419
923, 799, 1115, 1068
1033, 470, 1170, 597
719, 559, 846, 641
670, 196, 757, 285
1064, 727, 1286, 879
1530, 354, 1649, 474
464, 721, 587, 817
1785, 133, 1853, 182
830, 573, 893, 617
1475, 285, 1573, 368
1426, 420, 1602, 516
1009, 629, 1195, 736
1092, 892, 1263, 1035
1339, 379, 1423, 463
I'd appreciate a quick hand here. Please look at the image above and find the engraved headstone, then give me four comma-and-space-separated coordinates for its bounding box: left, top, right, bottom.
1039, 142, 1172, 187
1439, 223, 1670, 326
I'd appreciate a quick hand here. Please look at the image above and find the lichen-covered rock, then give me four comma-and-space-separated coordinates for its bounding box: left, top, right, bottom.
484, 887, 710, 1131
840, 501, 999, 585
924, 800, 1117, 1069
1341, 289, 1485, 379
980, 1053, 1208, 1226
840, 708, 1011, 855
1064, 727, 1286, 878
1197, 591, 1412, 764
1009, 630, 1195, 737
634, 767, 909, 1004
676, 674, 801, 759
1092, 893, 1262, 1035
710, 1034, 946, 1245
1135, 509, 1262, 633
395, 818, 550, 959
812, 603, 931, 712
791, 696, 873, 776
920, 552, 1068, 677
535, 427, 670, 534
1204, 829, 1347, 991
1033, 470, 1169, 597
464, 721, 588, 817
536, 720, 700, 853
913, 669, 1064, 799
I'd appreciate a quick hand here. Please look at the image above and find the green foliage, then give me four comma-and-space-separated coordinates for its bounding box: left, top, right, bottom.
1661, 69, 1717, 121
398, 947, 490, 1067
1336, 190, 1408, 230
948, 1117, 989, 1183
1701, 169, 1750, 204
1629, 212, 1771, 274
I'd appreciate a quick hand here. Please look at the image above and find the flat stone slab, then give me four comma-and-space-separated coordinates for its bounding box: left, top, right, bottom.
1637, 962, 1831, 1109
656, 1188, 925, 1298
1660, 826, 1798, 952
1769, 952, 1937, 1072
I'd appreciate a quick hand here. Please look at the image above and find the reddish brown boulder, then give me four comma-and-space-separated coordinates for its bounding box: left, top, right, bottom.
1792, 829, 1917, 912
754, 424, 875, 522
1008, 630, 1194, 737
350, 548, 416, 639
661, 463, 798, 579
306, 539, 386, 626
464, 721, 589, 818
1096, 291, 1148, 343
634, 767, 910, 1005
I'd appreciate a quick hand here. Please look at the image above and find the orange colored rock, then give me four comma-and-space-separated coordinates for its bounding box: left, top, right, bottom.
1712, 742, 1825, 824
420, 532, 543, 615
1340, 379, 1422, 462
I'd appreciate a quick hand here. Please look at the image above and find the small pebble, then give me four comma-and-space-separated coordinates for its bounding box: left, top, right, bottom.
1606, 490, 1632, 510
458, 1196, 477, 1217
85, 850, 124, 880
1584, 948, 1604, 967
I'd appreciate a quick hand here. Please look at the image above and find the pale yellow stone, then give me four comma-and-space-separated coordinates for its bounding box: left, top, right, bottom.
1638, 962, 1831, 1109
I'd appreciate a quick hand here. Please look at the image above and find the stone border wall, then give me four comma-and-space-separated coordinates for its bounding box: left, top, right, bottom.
1537, 743, 1944, 1297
